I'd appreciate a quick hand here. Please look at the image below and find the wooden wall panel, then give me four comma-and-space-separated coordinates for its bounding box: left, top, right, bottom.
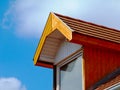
83, 46, 120, 89
71, 33, 120, 51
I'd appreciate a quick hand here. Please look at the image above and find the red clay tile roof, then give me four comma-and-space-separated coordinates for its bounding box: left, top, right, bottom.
96, 75, 120, 90
88, 68, 120, 90
54, 13, 120, 44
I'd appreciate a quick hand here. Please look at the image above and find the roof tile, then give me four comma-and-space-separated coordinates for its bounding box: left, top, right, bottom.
54, 13, 120, 44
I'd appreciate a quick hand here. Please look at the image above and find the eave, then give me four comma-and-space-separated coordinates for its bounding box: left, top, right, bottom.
33, 12, 73, 66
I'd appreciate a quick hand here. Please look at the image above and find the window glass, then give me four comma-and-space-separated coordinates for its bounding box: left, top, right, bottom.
60, 56, 83, 90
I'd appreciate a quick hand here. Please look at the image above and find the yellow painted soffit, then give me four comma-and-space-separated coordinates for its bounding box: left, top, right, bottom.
34, 12, 72, 65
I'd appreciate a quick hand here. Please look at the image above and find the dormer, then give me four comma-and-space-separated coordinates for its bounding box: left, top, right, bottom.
33, 12, 120, 90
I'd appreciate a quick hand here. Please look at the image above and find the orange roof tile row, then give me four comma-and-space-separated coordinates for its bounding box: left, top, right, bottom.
55, 13, 120, 44
96, 75, 120, 90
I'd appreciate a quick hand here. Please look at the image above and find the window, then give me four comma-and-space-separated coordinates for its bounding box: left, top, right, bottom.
56, 52, 83, 90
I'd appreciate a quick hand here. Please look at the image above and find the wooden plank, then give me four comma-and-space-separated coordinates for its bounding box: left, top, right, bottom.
36, 61, 53, 68
34, 12, 73, 66
33, 13, 52, 65
52, 13, 73, 41
83, 46, 120, 89
71, 32, 120, 51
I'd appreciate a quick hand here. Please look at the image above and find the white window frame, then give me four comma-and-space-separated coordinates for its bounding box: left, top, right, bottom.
55, 49, 84, 90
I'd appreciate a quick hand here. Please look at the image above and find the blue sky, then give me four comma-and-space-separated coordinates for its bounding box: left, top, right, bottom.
0, 0, 120, 90
0, 0, 53, 90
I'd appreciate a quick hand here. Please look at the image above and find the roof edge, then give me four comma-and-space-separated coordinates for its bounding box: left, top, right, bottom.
54, 13, 120, 33
35, 61, 53, 68
33, 12, 52, 65
33, 12, 73, 65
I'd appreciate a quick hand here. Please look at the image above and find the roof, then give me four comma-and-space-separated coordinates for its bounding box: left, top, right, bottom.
96, 75, 120, 90
55, 13, 120, 44
92, 68, 120, 90
33, 12, 120, 66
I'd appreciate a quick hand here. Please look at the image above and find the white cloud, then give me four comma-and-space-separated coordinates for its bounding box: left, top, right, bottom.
1, 0, 120, 38
1, 1, 15, 29
0, 77, 26, 90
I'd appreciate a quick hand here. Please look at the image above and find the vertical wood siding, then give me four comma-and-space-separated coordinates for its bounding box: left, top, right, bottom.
83, 46, 120, 89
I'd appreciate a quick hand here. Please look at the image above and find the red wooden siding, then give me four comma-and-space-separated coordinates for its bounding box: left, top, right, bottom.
83, 46, 120, 89
71, 32, 120, 90
71, 33, 120, 51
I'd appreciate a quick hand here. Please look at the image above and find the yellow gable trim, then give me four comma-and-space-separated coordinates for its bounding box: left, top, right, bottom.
52, 13, 73, 40
34, 12, 72, 65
